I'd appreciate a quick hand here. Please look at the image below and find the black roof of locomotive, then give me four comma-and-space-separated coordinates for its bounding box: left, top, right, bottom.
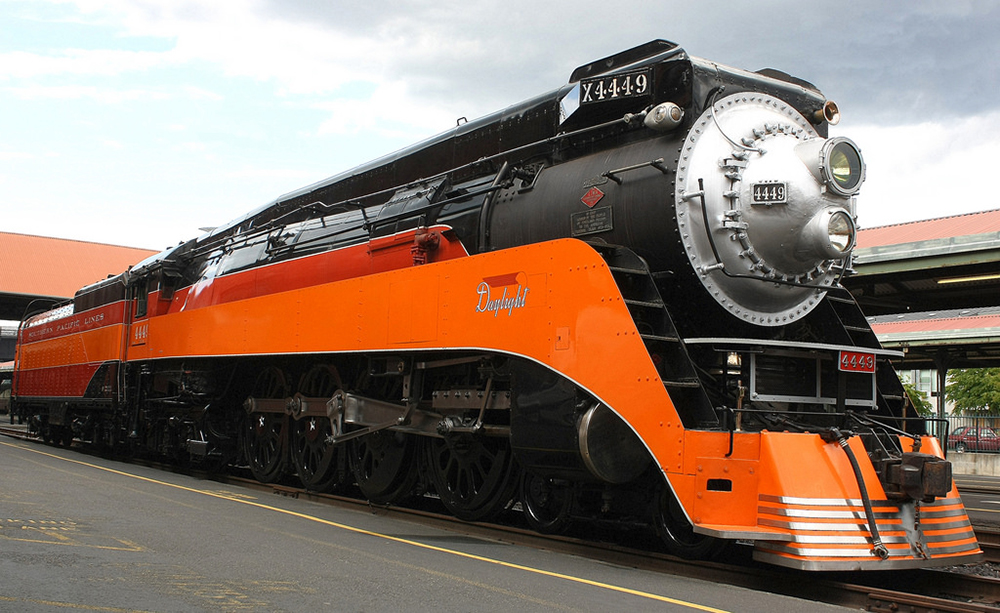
130, 40, 830, 279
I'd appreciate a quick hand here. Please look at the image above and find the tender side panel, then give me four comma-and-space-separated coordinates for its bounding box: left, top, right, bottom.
15, 302, 127, 398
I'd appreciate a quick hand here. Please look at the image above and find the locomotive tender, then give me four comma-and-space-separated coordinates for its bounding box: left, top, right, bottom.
13, 40, 982, 570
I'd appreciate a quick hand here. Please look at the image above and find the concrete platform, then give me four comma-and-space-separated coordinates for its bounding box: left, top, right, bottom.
0, 436, 853, 612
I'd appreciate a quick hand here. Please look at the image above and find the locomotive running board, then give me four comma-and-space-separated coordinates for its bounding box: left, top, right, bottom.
587, 243, 717, 429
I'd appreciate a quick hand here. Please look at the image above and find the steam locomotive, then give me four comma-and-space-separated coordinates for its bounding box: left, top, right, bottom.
12, 40, 981, 570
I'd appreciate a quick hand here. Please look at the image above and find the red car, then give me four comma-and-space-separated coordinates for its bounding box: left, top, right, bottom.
949, 426, 1000, 452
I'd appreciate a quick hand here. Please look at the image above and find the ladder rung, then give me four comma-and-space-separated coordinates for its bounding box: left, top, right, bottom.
664, 379, 702, 388
625, 299, 664, 309
641, 333, 679, 343
609, 266, 648, 276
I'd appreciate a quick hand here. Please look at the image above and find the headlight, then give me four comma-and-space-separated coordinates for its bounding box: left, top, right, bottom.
827, 209, 855, 253
795, 137, 866, 197
799, 208, 856, 261
826, 139, 864, 195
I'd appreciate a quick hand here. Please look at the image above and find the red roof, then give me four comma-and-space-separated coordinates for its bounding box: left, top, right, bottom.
0, 232, 157, 299
871, 313, 1000, 336
857, 209, 1000, 249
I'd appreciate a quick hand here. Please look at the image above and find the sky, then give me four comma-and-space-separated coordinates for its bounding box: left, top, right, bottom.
2, 0, 999, 251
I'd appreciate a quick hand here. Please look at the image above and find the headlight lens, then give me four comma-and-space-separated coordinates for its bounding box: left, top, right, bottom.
827, 210, 855, 253
798, 208, 856, 262
823, 138, 865, 196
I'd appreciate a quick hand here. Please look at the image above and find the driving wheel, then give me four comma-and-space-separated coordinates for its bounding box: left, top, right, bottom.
349, 430, 419, 505
426, 434, 518, 521
291, 365, 342, 492
242, 367, 289, 483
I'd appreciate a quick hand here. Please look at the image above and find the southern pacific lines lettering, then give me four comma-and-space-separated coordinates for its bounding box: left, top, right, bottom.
25, 311, 113, 341
26, 326, 55, 340
476, 272, 529, 317
55, 313, 105, 332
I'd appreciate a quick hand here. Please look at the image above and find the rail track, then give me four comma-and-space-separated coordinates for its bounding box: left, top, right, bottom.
3, 423, 999, 612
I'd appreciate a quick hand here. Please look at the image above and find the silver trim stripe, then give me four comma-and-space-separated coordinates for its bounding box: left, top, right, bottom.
754, 549, 983, 571
780, 534, 910, 545
759, 494, 970, 508
753, 493, 980, 562
759, 517, 973, 533
756, 523, 973, 545
758, 505, 898, 519
759, 541, 980, 559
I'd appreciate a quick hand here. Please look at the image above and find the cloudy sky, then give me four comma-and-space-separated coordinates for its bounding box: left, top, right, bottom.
2, 0, 998, 251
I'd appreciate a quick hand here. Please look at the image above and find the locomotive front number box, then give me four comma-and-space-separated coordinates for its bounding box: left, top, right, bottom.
839, 350, 876, 373
752, 182, 788, 205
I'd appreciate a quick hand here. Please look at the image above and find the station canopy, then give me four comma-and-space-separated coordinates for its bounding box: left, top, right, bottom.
846, 209, 1000, 369
0, 232, 157, 321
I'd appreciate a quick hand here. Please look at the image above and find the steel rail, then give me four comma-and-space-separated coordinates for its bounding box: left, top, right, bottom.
3, 424, 999, 612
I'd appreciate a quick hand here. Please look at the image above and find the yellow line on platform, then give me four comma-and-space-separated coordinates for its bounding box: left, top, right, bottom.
4, 441, 729, 613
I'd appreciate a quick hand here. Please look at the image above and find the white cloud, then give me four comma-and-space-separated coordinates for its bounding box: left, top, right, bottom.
175, 141, 208, 152
0, 151, 35, 161
314, 81, 457, 138
223, 167, 315, 181
2, 0, 997, 252
40, 1, 385, 92
846, 110, 1000, 228
3, 84, 171, 102
0, 48, 170, 79
178, 85, 223, 101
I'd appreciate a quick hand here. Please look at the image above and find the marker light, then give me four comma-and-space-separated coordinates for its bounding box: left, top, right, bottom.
644, 102, 684, 131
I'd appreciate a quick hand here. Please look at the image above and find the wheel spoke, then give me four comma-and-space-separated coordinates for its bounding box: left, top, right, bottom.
242, 368, 289, 483
426, 434, 517, 522
350, 430, 419, 504
521, 472, 573, 534
291, 365, 343, 492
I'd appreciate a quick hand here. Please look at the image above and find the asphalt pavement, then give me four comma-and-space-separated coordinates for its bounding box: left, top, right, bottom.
0, 436, 854, 612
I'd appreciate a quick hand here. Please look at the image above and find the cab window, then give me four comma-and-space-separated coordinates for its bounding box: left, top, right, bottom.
134, 277, 149, 318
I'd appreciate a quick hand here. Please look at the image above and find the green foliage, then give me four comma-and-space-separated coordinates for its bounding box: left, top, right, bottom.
946, 368, 1000, 415
901, 379, 934, 417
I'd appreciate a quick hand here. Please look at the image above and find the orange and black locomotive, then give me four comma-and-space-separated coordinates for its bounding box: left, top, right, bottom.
13, 40, 981, 570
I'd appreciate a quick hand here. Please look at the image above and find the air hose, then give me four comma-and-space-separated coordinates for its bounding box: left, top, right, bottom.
822, 428, 890, 560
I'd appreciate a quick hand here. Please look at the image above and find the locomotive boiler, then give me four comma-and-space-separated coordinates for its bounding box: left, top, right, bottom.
12, 40, 981, 570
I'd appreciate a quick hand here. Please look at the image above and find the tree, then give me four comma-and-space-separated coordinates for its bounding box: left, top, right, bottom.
945, 368, 1000, 415
901, 379, 934, 417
